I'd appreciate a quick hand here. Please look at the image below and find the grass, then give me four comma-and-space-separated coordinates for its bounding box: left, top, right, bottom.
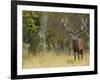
22, 50, 89, 69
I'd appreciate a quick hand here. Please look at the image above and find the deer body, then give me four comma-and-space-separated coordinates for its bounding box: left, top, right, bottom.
68, 32, 84, 60
61, 18, 87, 60
72, 37, 84, 60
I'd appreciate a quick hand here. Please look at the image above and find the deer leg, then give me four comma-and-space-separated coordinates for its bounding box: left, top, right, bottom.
78, 51, 80, 61
74, 51, 76, 61
80, 49, 83, 59
74, 54, 76, 61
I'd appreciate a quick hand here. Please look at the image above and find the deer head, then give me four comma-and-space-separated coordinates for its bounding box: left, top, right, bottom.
62, 17, 89, 38
61, 18, 84, 41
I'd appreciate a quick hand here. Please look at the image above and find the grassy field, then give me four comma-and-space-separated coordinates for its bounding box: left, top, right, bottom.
22, 50, 89, 69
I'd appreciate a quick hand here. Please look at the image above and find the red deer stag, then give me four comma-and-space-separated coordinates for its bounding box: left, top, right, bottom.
61, 18, 86, 60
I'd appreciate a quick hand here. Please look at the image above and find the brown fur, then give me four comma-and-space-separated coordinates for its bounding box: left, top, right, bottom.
73, 38, 84, 60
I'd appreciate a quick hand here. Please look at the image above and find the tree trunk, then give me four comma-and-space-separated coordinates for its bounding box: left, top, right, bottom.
39, 13, 48, 51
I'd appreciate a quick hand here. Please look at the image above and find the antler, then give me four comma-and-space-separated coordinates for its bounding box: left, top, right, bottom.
61, 18, 75, 33
76, 18, 88, 34
81, 18, 89, 30
83, 18, 89, 37
79, 18, 89, 37
61, 17, 89, 36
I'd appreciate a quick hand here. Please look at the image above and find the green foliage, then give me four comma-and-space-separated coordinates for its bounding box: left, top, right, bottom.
23, 11, 40, 43
23, 11, 40, 54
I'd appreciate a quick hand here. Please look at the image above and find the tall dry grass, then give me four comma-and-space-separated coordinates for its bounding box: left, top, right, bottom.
22, 51, 89, 69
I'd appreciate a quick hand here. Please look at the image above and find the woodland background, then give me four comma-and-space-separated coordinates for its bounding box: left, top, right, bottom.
23, 11, 89, 54
22, 11, 90, 68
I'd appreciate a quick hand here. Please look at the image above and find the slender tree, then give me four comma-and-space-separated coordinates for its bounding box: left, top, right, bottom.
39, 12, 48, 51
